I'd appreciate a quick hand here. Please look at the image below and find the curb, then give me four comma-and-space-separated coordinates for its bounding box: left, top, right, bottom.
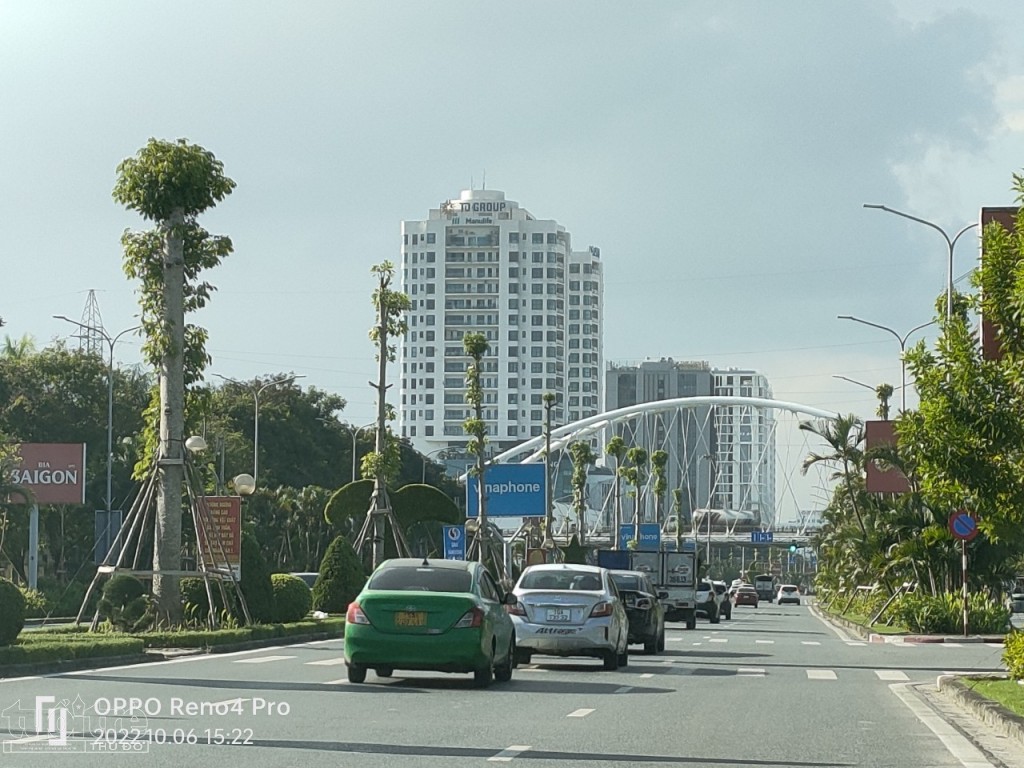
815, 607, 1008, 645
0, 629, 340, 680
936, 674, 1024, 749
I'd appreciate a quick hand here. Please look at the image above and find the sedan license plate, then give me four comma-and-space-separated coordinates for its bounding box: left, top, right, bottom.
394, 611, 426, 627
546, 608, 572, 623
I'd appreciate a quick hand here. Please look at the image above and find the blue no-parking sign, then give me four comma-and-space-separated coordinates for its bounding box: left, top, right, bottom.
442, 525, 466, 560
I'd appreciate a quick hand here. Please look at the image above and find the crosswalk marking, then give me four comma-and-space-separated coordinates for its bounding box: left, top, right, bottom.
235, 655, 296, 664
306, 657, 348, 666
875, 670, 909, 681
806, 669, 837, 680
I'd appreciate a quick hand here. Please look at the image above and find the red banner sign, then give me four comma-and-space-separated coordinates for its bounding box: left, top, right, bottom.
10, 443, 87, 505
197, 496, 242, 577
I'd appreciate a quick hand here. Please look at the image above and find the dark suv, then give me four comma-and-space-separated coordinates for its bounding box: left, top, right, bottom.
610, 570, 666, 654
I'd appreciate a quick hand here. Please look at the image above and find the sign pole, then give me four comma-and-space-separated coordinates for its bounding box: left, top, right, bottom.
962, 538, 968, 638
28, 503, 39, 590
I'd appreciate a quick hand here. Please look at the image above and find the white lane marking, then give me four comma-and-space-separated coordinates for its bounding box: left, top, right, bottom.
890, 683, 994, 767
234, 655, 296, 664
567, 708, 594, 718
846, 641, 866, 647
806, 669, 838, 680
322, 678, 349, 685
667, 637, 683, 642
809, 604, 856, 642
62, 641, 326, 676
489, 745, 532, 762
0, 675, 40, 684
211, 697, 250, 708
614, 686, 633, 694
875, 670, 910, 681
639, 673, 654, 679
306, 657, 348, 666
941, 643, 963, 648
738, 668, 765, 676
709, 638, 728, 643
691, 642, 702, 646
801, 641, 821, 646
755, 639, 774, 644
518, 667, 547, 673
985, 643, 1004, 648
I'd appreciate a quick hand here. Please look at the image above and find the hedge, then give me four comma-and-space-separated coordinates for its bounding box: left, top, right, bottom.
0, 636, 144, 666
1004, 630, 1024, 681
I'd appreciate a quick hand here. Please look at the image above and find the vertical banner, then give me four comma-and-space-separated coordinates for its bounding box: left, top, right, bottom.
198, 496, 242, 578
442, 525, 466, 560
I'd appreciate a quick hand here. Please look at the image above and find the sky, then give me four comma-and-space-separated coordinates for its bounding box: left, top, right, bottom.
2, 1, 1023, 514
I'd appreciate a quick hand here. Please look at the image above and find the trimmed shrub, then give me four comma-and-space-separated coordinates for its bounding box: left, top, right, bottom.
1004, 630, 1024, 681
239, 532, 275, 623
98, 575, 151, 632
0, 579, 26, 646
20, 588, 50, 619
271, 574, 313, 623
312, 536, 366, 613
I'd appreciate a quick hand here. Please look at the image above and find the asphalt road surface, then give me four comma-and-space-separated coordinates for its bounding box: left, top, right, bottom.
0, 601, 1012, 767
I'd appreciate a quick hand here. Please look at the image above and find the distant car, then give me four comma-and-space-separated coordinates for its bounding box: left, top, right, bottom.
343, 558, 517, 686
712, 581, 732, 620
733, 585, 759, 608
610, 570, 666, 654
290, 572, 319, 588
776, 584, 801, 605
511, 564, 630, 670
695, 580, 722, 623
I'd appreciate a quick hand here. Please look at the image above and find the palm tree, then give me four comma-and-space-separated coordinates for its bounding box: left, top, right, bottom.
605, 435, 627, 544
567, 441, 596, 544
800, 415, 868, 539
874, 384, 894, 421
650, 450, 669, 528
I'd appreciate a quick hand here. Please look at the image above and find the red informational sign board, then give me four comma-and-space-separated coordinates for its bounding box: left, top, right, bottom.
864, 421, 910, 494
198, 496, 242, 577
10, 443, 87, 504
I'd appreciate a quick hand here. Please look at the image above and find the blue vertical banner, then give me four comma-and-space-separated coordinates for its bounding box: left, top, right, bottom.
442, 525, 466, 560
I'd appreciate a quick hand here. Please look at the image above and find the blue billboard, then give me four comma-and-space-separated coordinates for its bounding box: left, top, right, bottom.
618, 523, 661, 551
466, 463, 546, 518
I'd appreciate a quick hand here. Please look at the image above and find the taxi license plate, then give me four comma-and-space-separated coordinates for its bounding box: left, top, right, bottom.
394, 611, 426, 627
546, 608, 571, 622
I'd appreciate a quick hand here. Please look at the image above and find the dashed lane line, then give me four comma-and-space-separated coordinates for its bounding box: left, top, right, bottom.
738, 668, 766, 677
488, 745, 532, 762
806, 669, 838, 680
755, 639, 774, 644
709, 638, 728, 643
801, 641, 821, 646
846, 641, 867, 646
614, 686, 634, 694
305, 657, 348, 666
567, 708, 595, 718
875, 670, 910, 681
639, 673, 654, 679
234, 655, 296, 664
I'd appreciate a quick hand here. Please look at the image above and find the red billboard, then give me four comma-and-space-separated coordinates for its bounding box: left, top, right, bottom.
864, 421, 910, 494
10, 443, 87, 504
197, 496, 242, 577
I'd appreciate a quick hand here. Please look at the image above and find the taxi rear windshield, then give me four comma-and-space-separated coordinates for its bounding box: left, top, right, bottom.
368, 567, 472, 593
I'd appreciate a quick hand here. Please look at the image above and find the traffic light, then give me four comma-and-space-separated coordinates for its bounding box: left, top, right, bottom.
789, 544, 797, 553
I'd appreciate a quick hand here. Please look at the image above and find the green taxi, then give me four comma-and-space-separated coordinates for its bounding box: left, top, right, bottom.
344, 558, 517, 687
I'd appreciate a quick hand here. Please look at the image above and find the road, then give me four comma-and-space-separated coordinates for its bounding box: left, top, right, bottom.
0, 601, 1013, 767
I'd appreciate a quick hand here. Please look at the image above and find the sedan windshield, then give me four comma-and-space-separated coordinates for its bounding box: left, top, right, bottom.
368, 566, 472, 593
519, 570, 602, 591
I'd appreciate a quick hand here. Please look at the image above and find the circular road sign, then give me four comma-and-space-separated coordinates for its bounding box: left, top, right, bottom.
948, 510, 979, 541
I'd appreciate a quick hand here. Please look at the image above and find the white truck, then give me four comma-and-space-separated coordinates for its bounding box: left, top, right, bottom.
600, 540, 698, 630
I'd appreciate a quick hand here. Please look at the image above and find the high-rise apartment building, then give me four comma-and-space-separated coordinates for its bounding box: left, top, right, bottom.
712, 368, 776, 526
603, 360, 776, 527
398, 189, 602, 459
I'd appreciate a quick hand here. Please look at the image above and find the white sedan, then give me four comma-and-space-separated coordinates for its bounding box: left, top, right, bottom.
509, 564, 630, 670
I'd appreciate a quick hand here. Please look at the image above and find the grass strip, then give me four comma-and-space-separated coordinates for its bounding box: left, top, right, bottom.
963, 678, 1024, 719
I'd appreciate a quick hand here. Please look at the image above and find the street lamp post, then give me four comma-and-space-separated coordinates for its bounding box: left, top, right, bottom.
420, 447, 449, 484
542, 393, 556, 553
837, 315, 935, 412
214, 374, 305, 487
703, 453, 716, 571
54, 316, 140, 518
348, 422, 376, 484
863, 204, 978, 322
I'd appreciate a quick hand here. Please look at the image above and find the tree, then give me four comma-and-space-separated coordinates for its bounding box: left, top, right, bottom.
355, 262, 411, 568
874, 383, 894, 421
650, 449, 669, 527
113, 138, 235, 624
567, 441, 596, 543
463, 331, 491, 563
621, 446, 649, 527
605, 435, 627, 547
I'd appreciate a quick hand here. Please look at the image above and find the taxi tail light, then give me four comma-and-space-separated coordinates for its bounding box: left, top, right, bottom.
346, 602, 371, 625
454, 606, 484, 628
589, 601, 613, 618
506, 601, 527, 616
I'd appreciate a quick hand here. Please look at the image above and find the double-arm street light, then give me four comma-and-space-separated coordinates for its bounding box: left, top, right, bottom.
54, 315, 141, 518
837, 315, 935, 412
347, 422, 376, 484
213, 373, 305, 487
863, 204, 978, 321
